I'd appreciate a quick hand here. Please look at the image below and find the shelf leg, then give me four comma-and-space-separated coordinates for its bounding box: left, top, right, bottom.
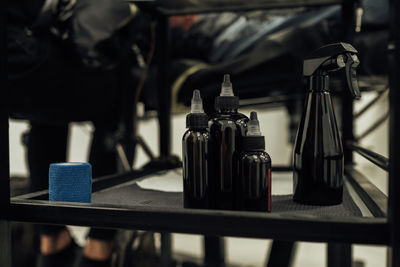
161, 232, 173, 267
388, 1, 400, 266
204, 236, 225, 267
0, 220, 11, 267
156, 14, 172, 158
327, 243, 352, 267
0, 85, 10, 266
266, 240, 296, 267
341, 0, 356, 166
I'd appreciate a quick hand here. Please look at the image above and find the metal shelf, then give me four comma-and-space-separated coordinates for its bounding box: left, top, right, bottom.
8, 169, 389, 245
8, 199, 388, 244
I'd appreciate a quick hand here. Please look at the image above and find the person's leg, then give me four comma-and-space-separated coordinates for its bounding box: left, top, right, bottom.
88, 122, 118, 178
39, 226, 71, 255
37, 226, 79, 267
83, 228, 115, 261
28, 121, 71, 253
27, 121, 71, 251
28, 121, 68, 192
80, 119, 118, 265
27, 122, 78, 267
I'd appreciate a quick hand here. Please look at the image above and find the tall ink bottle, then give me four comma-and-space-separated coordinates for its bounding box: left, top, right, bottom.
182, 90, 210, 209
293, 43, 361, 205
238, 112, 271, 212
209, 74, 249, 210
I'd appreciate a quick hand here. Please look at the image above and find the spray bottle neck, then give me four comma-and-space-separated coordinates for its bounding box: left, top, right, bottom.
308, 75, 329, 92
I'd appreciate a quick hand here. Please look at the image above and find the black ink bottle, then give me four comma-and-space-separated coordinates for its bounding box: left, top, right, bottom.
182, 90, 210, 208
209, 74, 249, 210
238, 112, 271, 212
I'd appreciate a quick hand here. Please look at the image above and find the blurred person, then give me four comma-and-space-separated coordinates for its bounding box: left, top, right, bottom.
8, 0, 138, 266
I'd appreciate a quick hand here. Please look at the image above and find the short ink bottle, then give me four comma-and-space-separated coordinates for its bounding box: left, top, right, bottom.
238, 112, 271, 212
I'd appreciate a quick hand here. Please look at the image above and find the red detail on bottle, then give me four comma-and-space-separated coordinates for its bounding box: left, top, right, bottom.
268, 168, 271, 212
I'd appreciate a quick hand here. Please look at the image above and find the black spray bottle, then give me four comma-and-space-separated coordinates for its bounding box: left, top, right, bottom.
238, 112, 271, 212
182, 90, 210, 209
293, 43, 361, 205
209, 74, 249, 210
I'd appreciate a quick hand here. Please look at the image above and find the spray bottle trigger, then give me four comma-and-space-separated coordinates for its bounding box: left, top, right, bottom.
345, 54, 361, 99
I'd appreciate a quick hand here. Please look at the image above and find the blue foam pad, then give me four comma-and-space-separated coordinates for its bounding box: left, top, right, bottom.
49, 162, 92, 203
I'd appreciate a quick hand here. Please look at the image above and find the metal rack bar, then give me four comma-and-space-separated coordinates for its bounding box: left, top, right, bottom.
204, 236, 225, 267
153, 0, 343, 16
135, 136, 156, 161
346, 141, 389, 171
341, 96, 355, 165
157, 14, 172, 157
345, 166, 387, 218
8, 200, 389, 245
327, 243, 352, 267
0, 0, 9, 216
0, 221, 11, 267
355, 112, 389, 141
0, 114, 10, 266
1, 5, 11, 263
388, 0, 400, 265
266, 241, 296, 267
341, 0, 356, 166
354, 89, 389, 119
0, 114, 9, 214
239, 94, 304, 108
161, 232, 173, 267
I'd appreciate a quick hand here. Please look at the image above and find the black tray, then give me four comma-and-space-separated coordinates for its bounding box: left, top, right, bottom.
92, 182, 362, 218
10, 169, 387, 245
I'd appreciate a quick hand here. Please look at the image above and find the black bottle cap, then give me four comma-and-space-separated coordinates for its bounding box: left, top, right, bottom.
242, 136, 265, 151
186, 113, 208, 129
215, 74, 240, 111
242, 111, 265, 151
215, 96, 239, 111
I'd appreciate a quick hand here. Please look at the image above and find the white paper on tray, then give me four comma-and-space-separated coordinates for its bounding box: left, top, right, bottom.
136, 169, 183, 192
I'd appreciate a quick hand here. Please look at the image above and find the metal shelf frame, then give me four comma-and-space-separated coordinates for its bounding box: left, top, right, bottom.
1, 0, 399, 266
127, 0, 344, 16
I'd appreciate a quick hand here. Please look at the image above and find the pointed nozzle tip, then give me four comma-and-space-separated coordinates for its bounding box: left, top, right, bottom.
190, 89, 204, 113
223, 74, 231, 83
192, 89, 201, 100
220, 74, 234, 96
247, 111, 262, 136
250, 111, 258, 121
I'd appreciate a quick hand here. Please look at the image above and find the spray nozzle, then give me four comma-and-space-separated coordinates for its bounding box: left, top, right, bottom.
190, 90, 204, 113
303, 42, 361, 100
220, 74, 234, 96
247, 111, 262, 136
344, 53, 361, 99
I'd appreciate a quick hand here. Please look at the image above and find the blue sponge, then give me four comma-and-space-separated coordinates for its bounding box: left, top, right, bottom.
49, 162, 92, 203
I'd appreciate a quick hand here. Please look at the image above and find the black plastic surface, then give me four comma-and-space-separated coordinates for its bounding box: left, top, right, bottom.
92, 183, 362, 217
